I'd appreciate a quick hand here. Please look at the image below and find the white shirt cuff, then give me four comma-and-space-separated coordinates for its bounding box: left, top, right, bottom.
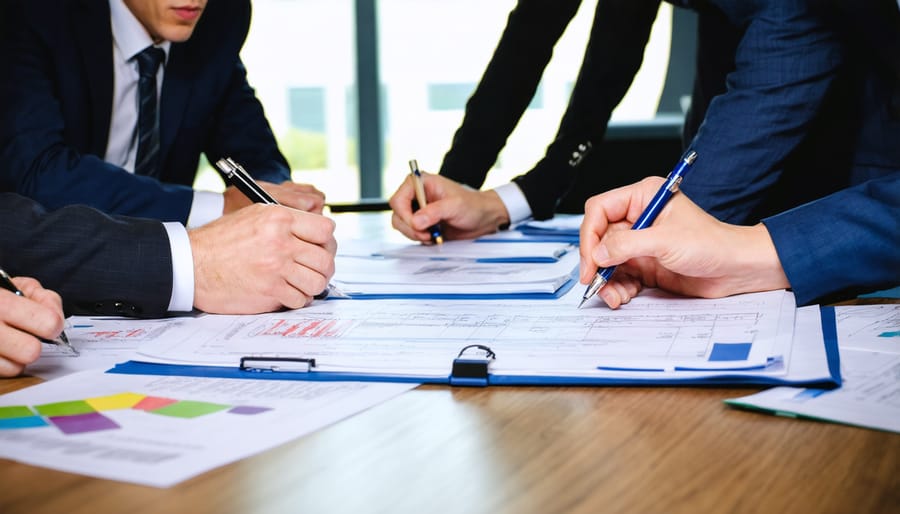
162, 222, 195, 313
493, 182, 532, 225
187, 191, 224, 228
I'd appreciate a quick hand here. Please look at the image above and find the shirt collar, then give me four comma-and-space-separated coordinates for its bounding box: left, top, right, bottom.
108, 0, 171, 62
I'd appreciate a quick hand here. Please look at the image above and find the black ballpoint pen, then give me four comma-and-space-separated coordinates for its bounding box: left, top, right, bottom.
214, 157, 333, 300
215, 157, 278, 205
0, 267, 78, 355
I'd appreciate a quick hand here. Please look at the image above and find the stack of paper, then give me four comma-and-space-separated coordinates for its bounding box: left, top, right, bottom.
332, 240, 580, 299
339, 238, 575, 262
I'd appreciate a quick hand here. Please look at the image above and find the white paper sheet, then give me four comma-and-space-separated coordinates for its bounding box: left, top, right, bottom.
337, 238, 574, 262
0, 370, 415, 487
27, 317, 201, 380
727, 304, 900, 433
119, 289, 820, 382
332, 251, 579, 296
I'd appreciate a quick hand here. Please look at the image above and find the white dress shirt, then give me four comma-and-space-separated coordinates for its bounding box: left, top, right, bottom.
493, 182, 532, 225
106, 0, 199, 312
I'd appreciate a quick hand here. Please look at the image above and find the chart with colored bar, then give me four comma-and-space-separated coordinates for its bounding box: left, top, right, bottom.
0, 392, 271, 435
0, 370, 415, 487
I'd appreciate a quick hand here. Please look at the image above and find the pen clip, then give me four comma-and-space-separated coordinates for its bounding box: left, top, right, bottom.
240, 356, 317, 373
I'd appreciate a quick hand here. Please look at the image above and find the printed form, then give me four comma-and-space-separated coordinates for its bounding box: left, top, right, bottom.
728, 304, 900, 433
123, 289, 810, 381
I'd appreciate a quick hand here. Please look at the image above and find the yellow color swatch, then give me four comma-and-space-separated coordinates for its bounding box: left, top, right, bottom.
85, 392, 147, 411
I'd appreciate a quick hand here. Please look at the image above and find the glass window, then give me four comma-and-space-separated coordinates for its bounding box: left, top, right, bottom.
195, 0, 360, 202
197, 0, 683, 204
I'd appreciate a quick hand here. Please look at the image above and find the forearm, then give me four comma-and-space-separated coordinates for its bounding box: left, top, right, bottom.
0, 194, 175, 317
205, 60, 290, 184
439, 0, 581, 188
512, 0, 661, 219
762, 174, 900, 305
681, 0, 844, 224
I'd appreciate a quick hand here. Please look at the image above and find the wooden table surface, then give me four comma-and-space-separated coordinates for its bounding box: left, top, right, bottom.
2, 213, 897, 513
2, 377, 898, 514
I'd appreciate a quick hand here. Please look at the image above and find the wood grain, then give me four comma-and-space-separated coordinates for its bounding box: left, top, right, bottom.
1, 382, 897, 514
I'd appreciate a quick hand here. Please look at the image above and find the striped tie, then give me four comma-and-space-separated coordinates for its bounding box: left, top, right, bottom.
134, 46, 165, 177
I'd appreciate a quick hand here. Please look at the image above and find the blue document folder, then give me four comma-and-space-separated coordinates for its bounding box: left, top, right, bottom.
109, 307, 841, 389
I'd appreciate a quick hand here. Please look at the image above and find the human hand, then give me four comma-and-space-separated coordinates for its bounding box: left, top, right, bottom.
388, 171, 510, 242
189, 204, 337, 314
579, 177, 790, 309
224, 180, 326, 214
0, 277, 65, 377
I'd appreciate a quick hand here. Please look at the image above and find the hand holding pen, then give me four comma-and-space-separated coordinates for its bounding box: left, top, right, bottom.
215, 157, 335, 300
0, 268, 78, 361
578, 151, 697, 308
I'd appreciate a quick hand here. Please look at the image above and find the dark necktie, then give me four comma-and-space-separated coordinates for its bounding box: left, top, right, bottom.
134, 46, 165, 177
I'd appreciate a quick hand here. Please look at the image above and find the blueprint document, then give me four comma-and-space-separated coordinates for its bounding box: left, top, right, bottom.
727, 304, 900, 433
0, 370, 415, 487
112, 288, 833, 384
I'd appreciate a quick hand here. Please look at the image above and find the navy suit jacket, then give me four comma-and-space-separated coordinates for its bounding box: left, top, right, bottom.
438, 0, 900, 225
763, 172, 900, 305
0, 0, 290, 223
0, 193, 174, 318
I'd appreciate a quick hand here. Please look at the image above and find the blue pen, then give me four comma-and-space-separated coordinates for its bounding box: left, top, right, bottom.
409, 159, 444, 245
578, 150, 698, 308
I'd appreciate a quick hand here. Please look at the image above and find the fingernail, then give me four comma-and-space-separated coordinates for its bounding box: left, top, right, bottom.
593, 244, 610, 263
413, 214, 427, 227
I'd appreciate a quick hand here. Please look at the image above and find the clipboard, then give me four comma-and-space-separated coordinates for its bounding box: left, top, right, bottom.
108, 307, 842, 389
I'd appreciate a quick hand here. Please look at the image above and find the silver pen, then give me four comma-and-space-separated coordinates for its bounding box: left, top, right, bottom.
0, 268, 78, 355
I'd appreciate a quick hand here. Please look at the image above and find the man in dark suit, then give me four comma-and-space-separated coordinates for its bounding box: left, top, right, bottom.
389, 0, 900, 240
0, 0, 323, 224
0, 192, 337, 319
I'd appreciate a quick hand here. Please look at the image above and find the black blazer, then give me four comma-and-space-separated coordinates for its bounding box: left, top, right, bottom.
0, 194, 174, 318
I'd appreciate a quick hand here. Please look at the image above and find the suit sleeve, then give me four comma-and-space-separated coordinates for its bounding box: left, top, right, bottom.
198, 0, 291, 184
680, 0, 844, 224
512, 0, 661, 219
0, 0, 196, 223
202, 58, 291, 184
0, 194, 176, 318
438, 0, 583, 189
762, 172, 900, 305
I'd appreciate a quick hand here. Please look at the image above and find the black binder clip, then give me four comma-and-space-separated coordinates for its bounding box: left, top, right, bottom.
240, 356, 317, 373
450, 345, 496, 387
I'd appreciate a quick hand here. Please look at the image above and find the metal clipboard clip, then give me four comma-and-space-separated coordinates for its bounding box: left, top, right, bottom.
450, 345, 496, 387
240, 357, 317, 373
